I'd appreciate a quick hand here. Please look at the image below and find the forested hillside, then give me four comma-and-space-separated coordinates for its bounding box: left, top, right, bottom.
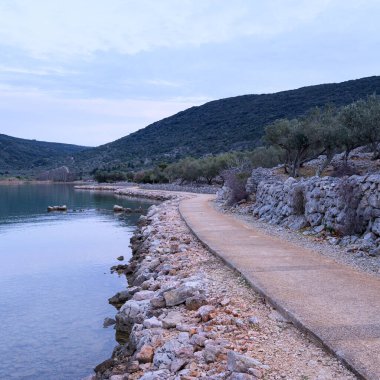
0, 134, 88, 175
2, 76, 380, 177
74, 76, 380, 172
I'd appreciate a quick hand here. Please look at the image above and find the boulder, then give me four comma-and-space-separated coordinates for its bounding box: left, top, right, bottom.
136, 344, 155, 363
143, 316, 163, 329
185, 295, 207, 311
371, 218, 380, 236
161, 311, 182, 329
203, 344, 224, 363
139, 370, 171, 380
227, 373, 257, 380
227, 351, 264, 373
108, 289, 134, 306
197, 305, 216, 322
116, 299, 151, 332
103, 317, 116, 328
150, 295, 166, 309
153, 335, 193, 369
164, 285, 197, 307
133, 290, 156, 301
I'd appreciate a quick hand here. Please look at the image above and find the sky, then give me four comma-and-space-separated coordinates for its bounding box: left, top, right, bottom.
0, 0, 379, 147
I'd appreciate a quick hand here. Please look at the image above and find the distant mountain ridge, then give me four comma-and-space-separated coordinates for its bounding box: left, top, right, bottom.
73, 75, 380, 172
0, 134, 88, 175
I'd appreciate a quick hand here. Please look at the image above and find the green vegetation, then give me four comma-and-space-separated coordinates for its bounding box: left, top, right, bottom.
73, 76, 380, 174
2, 76, 380, 180
93, 171, 129, 183
94, 147, 281, 184
95, 95, 380, 185
264, 95, 380, 177
0, 134, 88, 177
94, 94, 380, 184
340, 95, 380, 160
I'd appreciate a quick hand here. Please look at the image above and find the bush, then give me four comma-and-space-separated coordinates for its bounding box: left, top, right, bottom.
292, 185, 306, 215
336, 179, 363, 235
331, 163, 359, 178
223, 170, 250, 205
93, 171, 127, 183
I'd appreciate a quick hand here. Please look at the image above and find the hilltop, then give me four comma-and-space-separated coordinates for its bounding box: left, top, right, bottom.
0, 134, 88, 176
73, 75, 380, 172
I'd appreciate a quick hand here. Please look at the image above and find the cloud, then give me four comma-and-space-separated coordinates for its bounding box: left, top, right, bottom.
144, 79, 182, 88
0, 85, 206, 145
0, 0, 335, 59
0, 65, 77, 76
0, 0, 379, 147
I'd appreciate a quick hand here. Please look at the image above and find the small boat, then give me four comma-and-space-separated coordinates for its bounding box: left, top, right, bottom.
47, 205, 67, 212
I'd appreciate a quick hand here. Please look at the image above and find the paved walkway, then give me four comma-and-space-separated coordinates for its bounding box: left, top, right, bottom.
179, 194, 380, 380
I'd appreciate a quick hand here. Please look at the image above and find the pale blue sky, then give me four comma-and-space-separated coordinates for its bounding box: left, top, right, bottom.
0, 0, 379, 146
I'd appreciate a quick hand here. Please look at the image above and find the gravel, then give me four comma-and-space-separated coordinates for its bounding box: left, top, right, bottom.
91, 188, 356, 380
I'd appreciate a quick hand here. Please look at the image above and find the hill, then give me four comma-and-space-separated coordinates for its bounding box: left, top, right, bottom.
0, 134, 88, 176
73, 76, 380, 173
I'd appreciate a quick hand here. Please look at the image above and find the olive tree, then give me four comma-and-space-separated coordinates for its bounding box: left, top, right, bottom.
340, 95, 380, 160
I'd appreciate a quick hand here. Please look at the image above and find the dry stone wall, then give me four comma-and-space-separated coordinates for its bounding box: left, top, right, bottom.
247, 169, 380, 251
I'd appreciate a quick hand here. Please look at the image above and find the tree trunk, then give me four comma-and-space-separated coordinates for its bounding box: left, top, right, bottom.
343, 149, 350, 165
316, 150, 334, 177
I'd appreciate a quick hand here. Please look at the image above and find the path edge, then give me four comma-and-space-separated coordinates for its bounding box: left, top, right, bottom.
178, 198, 367, 380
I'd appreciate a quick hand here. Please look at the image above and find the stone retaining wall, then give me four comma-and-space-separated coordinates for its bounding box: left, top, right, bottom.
247, 170, 380, 250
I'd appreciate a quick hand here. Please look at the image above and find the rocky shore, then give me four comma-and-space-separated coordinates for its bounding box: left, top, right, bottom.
86, 189, 355, 380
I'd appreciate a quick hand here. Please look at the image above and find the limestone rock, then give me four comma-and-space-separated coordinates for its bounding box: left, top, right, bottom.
185, 295, 207, 310
197, 305, 216, 322
116, 299, 151, 332
227, 351, 264, 373
163, 282, 202, 307
143, 316, 163, 329
103, 317, 116, 328
133, 290, 156, 301
161, 311, 182, 329
136, 344, 154, 363
227, 373, 257, 380
139, 370, 171, 380
372, 218, 380, 236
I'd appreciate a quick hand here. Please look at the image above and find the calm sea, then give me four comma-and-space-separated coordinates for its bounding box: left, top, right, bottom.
0, 184, 155, 380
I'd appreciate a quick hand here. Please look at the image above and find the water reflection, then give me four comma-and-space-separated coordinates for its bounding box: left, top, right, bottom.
0, 184, 155, 379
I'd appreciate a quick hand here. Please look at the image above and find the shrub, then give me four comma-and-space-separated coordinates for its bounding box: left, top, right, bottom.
292, 185, 306, 215
93, 171, 127, 183
331, 163, 359, 178
223, 170, 250, 205
336, 179, 363, 235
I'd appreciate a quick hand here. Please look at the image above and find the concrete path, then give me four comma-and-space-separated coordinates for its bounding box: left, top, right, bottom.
179, 194, 380, 380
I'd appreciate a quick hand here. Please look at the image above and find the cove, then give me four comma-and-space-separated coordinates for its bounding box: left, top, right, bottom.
0, 184, 155, 380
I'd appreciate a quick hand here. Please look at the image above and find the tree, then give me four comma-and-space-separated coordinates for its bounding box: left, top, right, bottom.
340, 95, 380, 160
339, 104, 364, 163
198, 156, 226, 184
305, 106, 343, 176
265, 106, 351, 176
264, 118, 320, 177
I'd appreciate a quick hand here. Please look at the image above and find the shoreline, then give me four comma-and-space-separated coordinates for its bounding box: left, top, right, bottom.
82, 188, 355, 380
0, 179, 91, 185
